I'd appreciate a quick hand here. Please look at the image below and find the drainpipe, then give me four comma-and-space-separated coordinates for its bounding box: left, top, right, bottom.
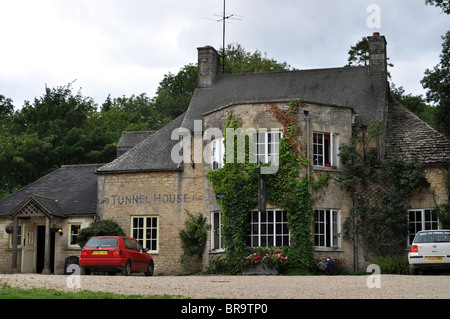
304, 110, 311, 168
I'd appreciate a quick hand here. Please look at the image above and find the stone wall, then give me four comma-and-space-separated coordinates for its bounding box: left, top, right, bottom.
97, 167, 205, 275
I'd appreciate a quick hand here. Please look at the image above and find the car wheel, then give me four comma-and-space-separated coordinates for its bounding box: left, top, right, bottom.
122, 260, 132, 276
145, 261, 154, 276
409, 265, 417, 275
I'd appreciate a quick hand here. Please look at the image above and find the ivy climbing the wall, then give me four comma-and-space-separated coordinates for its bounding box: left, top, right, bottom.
207, 102, 328, 274
337, 122, 430, 257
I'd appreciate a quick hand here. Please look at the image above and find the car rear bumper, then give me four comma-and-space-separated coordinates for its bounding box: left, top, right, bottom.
409, 255, 450, 270
79, 258, 126, 269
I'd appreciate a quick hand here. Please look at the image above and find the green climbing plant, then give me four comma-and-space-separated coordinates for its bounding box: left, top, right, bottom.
337, 122, 430, 257
207, 102, 328, 274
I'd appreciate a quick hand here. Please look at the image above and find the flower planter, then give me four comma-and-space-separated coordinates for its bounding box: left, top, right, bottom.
315, 256, 342, 275
243, 264, 279, 276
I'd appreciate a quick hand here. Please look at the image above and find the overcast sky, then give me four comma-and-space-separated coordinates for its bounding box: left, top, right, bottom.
0, 0, 448, 108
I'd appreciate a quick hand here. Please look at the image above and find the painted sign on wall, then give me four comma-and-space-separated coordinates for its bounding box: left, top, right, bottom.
101, 193, 203, 205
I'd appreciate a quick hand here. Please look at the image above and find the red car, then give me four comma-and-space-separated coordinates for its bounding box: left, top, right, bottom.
79, 236, 154, 276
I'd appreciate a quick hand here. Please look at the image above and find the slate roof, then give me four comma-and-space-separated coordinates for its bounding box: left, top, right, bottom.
0, 164, 103, 217
98, 66, 388, 173
97, 113, 185, 173
386, 98, 450, 166
182, 66, 388, 133
116, 131, 155, 157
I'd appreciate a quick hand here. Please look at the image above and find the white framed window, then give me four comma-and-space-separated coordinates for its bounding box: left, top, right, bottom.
408, 209, 439, 245
313, 132, 338, 168
314, 209, 340, 248
68, 223, 81, 248
251, 131, 282, 164
8, 224, 23, 248
211, 137, 224, 170
247, 210, 289, 247
211, 211, 223, 251
131, 216, 159, 253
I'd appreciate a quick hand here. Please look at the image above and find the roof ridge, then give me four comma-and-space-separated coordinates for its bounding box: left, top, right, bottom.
217, 65, 368, 78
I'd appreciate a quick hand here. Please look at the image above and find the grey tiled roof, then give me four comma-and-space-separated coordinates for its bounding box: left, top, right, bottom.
0, 164, 103, 217
98, 66, 388, 173
182, 66, 388, 132
386, 98, 450, 166
97, 113, 185, 173
117, 131, 155, 157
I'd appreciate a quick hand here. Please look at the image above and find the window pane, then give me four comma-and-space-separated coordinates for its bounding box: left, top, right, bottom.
131, 216, 158, 252
246, 210, 288, 247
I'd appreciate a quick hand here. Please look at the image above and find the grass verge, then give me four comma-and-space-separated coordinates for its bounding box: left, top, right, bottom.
0, 282, 185, 299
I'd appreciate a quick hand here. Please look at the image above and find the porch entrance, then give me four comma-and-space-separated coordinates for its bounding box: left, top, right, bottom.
36, 226, 55, 273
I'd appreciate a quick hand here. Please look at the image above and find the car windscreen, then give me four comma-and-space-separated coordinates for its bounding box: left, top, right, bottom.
414, 231, 450, 243
85, 237, 118, 248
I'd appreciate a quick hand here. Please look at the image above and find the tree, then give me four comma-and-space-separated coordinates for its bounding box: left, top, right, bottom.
76, 219, 125, 248
421, 31, 450, 137
425, 0, 450, 14
347, 37, 370, 66
0, 95, 14, 118
0, 44, 294, 199
222, 43, 294, 74
152, 44, 294, 119
153, 64, 198, 120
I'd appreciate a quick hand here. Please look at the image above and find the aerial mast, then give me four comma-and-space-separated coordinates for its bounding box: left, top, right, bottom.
204, 0, 242, 73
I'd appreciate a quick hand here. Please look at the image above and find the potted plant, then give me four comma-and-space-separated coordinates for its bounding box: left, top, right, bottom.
51, 223, 63, 234
5, 224, 13, 234
315, 256, 342, 275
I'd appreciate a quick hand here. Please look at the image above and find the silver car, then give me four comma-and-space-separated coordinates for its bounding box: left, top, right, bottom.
408, 230, 450, 275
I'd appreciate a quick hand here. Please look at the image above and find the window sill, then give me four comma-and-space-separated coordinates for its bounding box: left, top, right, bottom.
314, 247, 343, 252
313, 166, 341, 172
210, 249, 225, 254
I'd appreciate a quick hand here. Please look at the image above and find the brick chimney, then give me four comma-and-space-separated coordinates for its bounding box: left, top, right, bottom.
197, 46, 220, 88
368, 32, 387, 76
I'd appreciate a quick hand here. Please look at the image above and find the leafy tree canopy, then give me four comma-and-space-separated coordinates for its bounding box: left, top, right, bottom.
421, 31, 450, 137
425, 0, 450, 14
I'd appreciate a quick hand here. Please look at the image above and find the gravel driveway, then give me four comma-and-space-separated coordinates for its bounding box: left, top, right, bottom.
0, 274, 449, 299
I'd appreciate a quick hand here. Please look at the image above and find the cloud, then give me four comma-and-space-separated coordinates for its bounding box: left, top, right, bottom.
0, 0, 448, 108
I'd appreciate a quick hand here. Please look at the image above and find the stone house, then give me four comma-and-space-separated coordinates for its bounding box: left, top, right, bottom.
0, 33, 449, 274
96, 32, 450, 274
0, 164, 101, 274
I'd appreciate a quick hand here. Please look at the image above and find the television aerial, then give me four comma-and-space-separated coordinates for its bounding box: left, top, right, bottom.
203, 0, 243, 73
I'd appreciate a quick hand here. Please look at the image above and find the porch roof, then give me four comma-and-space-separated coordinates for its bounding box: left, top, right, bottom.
0, 164, 103, 218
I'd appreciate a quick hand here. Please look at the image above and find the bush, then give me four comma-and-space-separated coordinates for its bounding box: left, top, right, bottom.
374, 255, 409, 274
179, 211, 210, 271
76, 219, 125, 248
